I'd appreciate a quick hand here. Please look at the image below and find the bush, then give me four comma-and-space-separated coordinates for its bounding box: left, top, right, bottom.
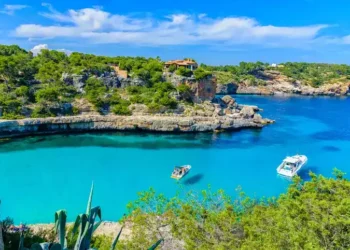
193, 68, 212, 80
168, 64, 177, 72
177, 84, 193, 103
111, 104, 131, 115
35, 87, 60, 103
175, 67, 192, 77
147, 102, 162, 113
31, 104, 56, 118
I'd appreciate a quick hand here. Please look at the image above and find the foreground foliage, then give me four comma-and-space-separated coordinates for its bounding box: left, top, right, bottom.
123, 170, 350, 249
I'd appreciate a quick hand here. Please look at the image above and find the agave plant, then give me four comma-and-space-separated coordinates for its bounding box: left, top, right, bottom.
72, 183, 102, 250
30, 243, 62, 250
15, 184, 163, 250
54, 210, 67, 249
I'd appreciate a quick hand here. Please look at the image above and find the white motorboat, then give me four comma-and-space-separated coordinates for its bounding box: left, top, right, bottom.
171, 165, 191, 180
277, 155, 308, 177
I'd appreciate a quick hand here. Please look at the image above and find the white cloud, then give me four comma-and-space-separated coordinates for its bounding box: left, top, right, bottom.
0, 4, 28, 15
15, 5, 330, 47
30, 44, 72, 56
30, 44, 49, 55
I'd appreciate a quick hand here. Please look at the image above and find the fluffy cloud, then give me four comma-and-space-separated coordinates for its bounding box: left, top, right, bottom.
30, 44, 72, 56
15, 5, 330, 47
0, 4, 28, 15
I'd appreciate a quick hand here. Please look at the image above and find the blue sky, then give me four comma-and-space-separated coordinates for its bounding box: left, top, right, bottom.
1, 0, 350, 64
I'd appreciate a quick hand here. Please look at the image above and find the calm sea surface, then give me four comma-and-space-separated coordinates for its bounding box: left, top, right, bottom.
1, 95, 349, 223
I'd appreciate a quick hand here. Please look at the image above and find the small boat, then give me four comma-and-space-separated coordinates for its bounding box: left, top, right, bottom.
277, 155, 307, 177
171, 165, 191, 180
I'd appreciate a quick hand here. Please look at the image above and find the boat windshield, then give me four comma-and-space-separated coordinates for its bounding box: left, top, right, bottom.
284, 162, 296, 171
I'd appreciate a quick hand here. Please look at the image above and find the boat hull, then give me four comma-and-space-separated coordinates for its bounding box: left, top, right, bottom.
171, 165, 191, 180
277, 155, 307, 177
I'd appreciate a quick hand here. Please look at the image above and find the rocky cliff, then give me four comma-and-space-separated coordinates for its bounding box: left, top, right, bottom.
216, 70, 350, 96
164, 73, 217, 103
0, 96, 272, 138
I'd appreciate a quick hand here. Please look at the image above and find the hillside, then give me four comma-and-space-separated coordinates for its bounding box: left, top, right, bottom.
0, 44, 272, 133
204, 62, 350, 96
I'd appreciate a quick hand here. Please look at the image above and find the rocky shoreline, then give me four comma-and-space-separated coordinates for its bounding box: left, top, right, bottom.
216, 83, 350, 96
0, 112, 272, 138
216, 70, 350, 96
0, 96, 273, 138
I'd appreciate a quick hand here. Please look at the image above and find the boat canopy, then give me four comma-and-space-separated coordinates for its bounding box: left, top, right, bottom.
284, 157, 300, 164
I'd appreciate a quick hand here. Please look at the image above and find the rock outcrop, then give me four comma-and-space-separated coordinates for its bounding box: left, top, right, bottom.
61, 72, 147, 92
216, 83, 238, 95
215, 70, 350, 96
164, 73, 217, 103
0, 96, 273, 138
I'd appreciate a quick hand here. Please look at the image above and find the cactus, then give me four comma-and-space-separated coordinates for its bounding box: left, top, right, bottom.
54, 210, 67, 249
72, 183, 102, 250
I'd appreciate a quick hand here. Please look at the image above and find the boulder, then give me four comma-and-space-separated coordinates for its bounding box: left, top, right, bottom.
221, 95, 236, 106
240, 106, 256, 118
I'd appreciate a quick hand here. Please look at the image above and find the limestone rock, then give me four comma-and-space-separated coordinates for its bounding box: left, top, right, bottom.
61, 73, 88, 92
221, 95, 236, 106
240, 106, 255, 118
163, 72, 217, 103
216, 83, 238, 95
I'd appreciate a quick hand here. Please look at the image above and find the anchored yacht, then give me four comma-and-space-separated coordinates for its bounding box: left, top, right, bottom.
171, 165, 191, 180
277, 155, 307, 177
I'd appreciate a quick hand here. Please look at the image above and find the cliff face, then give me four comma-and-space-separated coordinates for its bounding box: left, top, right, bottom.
0, 96, 273, 138
62, 71, 147, 92
216, 70, 350, 96
164, 73, 217, 103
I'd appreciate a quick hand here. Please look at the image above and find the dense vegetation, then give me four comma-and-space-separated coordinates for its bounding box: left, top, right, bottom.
1, 171, 349, 249
120, 170, 350, 249
201, 62, 350, 87
0, 45, 187, 119
1, 43, 350, 120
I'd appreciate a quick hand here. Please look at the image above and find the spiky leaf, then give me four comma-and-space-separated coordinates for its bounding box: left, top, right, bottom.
54, 210, 67, 249
86, 182, 94, 215
110, 226, 123, 250
92, 221, 102, 233
148, 239, 164, 250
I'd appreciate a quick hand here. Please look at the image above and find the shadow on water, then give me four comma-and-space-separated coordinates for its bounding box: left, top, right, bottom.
183, 174, 204, 185
0, 128, 274, 153
299, 166, 319, 181
322, 145, 341, 152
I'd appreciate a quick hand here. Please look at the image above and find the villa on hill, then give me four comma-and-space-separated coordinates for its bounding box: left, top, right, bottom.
164, 59, 198, 71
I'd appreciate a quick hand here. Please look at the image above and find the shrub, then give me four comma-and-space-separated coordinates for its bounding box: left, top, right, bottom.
35, 87, 60, 103
193, 68, 212, 80
177, 84, 193, 103
168, 65, 177, 73
175, 67, 192, 77
147, 103, 162, 113
111, 104, 131, 115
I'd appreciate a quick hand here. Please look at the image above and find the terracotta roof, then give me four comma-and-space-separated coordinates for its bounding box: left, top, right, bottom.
165, 60, 198, 66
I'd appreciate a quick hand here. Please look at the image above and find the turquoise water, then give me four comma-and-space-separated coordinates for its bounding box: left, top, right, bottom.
1, 95, 350, 223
